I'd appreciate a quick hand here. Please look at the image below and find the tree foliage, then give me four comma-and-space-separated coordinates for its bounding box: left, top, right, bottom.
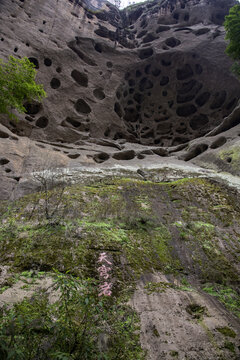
0, 56, 46, 119
0, 272, 145, 360
224, 4, 240, 77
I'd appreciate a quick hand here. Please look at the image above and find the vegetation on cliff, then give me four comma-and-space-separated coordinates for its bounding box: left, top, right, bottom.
0, 175, 239, 358
0, 56, 46, 120
225, 4, 240, 77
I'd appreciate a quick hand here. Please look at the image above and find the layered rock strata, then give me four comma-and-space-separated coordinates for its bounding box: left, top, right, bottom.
0, 0, 240, 198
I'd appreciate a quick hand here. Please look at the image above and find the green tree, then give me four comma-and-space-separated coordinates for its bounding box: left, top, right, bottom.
224, 4, 240, 77
0, 55, 46, 119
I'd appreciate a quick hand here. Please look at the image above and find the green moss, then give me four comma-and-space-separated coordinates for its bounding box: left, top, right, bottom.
145, 281, 193, 294
120, 225, 181, 276
203, 284, 240, 318
219, 145, 240, 170
1, 177, 238, 284
144, 281, 176, 294
152, 226, 173, 263
216, 327, 236, 338
173, 221, 185, 228
191, 221, 215, 230
224, 341, 235, 353
0, 285, 10, 294
172, 214, 238, 284
179, 230, 191, 241
0, 174, 239, 356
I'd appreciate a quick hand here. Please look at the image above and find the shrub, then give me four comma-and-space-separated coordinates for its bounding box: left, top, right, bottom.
0, 56, 46, 119
224, 5, 240, 77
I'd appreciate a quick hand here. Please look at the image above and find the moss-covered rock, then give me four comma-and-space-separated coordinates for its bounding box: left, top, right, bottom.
0, 174, 240, 359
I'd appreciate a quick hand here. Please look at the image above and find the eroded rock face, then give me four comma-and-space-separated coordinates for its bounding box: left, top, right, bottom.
0, 0, 239, 148
1, 4, 240, 357
1, 0, 240, 199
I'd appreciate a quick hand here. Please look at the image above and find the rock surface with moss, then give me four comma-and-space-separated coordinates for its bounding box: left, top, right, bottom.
0, 173, 240, 359
0, 0, 240, 358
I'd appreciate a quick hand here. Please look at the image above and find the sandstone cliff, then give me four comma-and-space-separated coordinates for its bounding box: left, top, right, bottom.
0, 1, 240, 359
1, 0, 240, 200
